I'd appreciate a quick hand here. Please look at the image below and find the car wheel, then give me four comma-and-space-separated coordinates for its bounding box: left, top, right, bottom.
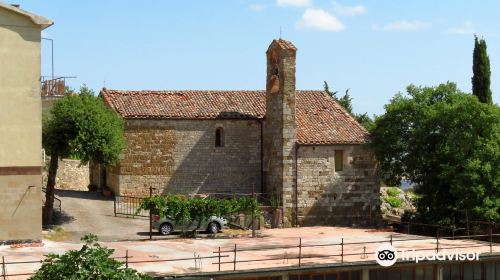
159, 223, 173, 235
207, 222, 220, 234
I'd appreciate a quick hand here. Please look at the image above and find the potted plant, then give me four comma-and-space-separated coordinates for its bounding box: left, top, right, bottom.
102, 186, 113, 197
270, 193, 282, 228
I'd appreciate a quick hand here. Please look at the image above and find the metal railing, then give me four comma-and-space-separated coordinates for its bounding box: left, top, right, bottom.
2, 232, 499, 279
212, 233, 500, 271
0, 251, 230, 279
114, 195, 148, 218
397, 220, 499, 241
41, 187, 61, 213
1, 256, 41, 279
40, 76, 76, 96
204, 192, 270, 204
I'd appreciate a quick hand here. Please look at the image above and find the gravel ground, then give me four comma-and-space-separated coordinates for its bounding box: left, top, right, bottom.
51, 190, 234, 242
52, 190, 150, 242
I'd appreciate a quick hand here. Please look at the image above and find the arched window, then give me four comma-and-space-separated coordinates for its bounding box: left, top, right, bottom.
215, 127, 224, 147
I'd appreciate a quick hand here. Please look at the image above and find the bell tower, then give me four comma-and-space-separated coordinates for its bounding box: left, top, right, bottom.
263, 39, 297, 226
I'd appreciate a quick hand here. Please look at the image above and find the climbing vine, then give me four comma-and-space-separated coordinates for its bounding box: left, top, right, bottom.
137, 194, 260, 229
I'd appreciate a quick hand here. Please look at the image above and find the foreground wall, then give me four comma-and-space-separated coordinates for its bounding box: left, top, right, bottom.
296, 144, 380, 226
0, 175, 41, 241
207, 257, 500, 280
106, 119, 262, 197
0, 9, 43, 241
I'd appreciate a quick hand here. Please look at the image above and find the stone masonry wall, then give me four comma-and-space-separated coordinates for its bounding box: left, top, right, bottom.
107, 119, 261, 197
43, 158, 89, 191
296, 144, 380, 226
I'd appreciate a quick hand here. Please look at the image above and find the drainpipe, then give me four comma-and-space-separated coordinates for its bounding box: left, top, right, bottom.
294, 144, 300, 227
259, 119, 264, 194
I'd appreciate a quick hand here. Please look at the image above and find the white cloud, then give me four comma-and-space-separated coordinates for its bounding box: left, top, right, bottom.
447, 21, 475, 35
372, 20, 431, 32
249, 4, 267, 11
332, 1, 367, 16
277, 0, 312, 7
297, 8, 344, 32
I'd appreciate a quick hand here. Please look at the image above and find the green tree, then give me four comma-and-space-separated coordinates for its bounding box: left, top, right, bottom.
30, 234, 152, 280
324, 81, 352, 113
371, 82, 499, 225
324, 81, 375, 130
42, 85, 125, 224
354, 112, 375, 131
472, 35, 493, 104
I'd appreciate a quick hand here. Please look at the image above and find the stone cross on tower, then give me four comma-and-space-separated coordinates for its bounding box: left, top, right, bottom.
263, 39, 297, 226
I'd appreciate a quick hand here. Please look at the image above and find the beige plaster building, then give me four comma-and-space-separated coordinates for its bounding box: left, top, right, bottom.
0, 2, 52, 241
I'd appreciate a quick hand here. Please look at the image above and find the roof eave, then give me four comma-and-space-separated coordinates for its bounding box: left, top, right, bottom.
0, 2, 53, 29
297, 141, 367, 146
39, 20, 54, 30
122, 116, 265, 121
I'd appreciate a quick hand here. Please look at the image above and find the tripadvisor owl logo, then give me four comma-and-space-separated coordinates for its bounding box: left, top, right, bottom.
375, 244, 398, 267
374, 244, 480, 266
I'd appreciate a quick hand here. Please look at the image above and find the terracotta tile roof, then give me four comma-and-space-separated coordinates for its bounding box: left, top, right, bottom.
101, 89, 369, 144
273, 39, 297, 51
296, 90, 370, 145
101, 90, 266, 120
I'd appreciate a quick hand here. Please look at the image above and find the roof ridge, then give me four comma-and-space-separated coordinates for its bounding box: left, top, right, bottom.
102, 89, 325, 93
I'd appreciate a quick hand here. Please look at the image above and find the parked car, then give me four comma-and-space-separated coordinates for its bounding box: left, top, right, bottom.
152, 215, 227, 235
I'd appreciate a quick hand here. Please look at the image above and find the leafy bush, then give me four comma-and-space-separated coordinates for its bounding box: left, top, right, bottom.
384, 197, 403, 208
405, 190, 420, 202
137, 195, 260, 231
386, 187, 400, 197
30, 234, 151, 280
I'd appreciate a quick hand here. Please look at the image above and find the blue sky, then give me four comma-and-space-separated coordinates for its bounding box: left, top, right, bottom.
18, 0, 500, 115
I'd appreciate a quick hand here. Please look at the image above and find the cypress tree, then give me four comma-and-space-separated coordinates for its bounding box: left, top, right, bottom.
472, 35, 492, 104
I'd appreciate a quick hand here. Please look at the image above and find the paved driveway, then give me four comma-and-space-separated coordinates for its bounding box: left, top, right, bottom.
54, 190, 150, 242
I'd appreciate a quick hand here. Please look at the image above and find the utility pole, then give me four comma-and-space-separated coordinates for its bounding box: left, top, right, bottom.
42, 37, 54, 79
252, 185, 256, 238
149, 185, 153, 240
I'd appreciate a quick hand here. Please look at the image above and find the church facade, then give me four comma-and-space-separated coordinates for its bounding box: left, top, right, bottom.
98, 39, 380, 226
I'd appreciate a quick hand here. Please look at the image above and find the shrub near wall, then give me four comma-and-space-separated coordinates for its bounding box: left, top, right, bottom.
137, 195, 260, 232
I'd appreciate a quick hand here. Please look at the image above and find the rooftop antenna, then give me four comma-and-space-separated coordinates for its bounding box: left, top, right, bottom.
279, 26, 282, 39
103, 79, 106, 89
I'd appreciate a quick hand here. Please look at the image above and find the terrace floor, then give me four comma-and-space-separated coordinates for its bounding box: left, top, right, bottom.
1, 227, 499, 279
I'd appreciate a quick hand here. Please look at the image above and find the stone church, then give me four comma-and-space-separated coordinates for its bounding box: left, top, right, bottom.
97, 39, 379, 226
